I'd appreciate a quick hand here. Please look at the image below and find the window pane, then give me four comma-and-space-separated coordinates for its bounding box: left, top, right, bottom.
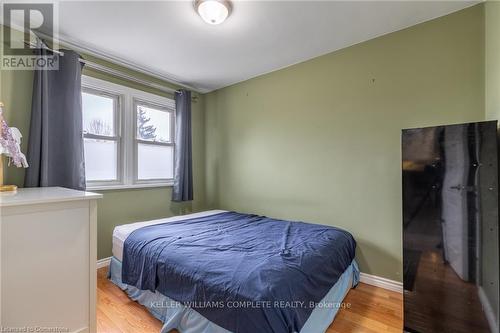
136, 104, 171, 143
83, 92, 115, 136
84, 138, 118, 181
137, 143, 173, 180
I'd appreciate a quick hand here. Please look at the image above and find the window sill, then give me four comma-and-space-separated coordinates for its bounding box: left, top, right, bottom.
86, 182, 173, 191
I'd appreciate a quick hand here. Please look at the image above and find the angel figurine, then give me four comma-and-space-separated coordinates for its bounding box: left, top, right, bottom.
0, 102, 28, 192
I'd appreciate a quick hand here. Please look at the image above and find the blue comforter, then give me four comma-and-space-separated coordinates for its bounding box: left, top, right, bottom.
122, 212, 356, 333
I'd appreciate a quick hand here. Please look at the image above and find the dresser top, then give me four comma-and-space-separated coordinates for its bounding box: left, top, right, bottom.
0, 187, 102, 207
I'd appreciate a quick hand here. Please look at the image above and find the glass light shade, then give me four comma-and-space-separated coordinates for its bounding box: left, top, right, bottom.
196, 0, 230, 25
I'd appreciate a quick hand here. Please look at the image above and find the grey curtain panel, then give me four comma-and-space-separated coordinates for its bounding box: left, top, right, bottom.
25, 48, 86, 190
172, 90, 193, 201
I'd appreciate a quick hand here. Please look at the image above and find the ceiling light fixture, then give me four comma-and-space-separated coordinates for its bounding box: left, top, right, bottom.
195, 0, 231, 25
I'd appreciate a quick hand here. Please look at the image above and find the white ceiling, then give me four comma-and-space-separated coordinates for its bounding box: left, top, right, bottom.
54, 1, 478, 93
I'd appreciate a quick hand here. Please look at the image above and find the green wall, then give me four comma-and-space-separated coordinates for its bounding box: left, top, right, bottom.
486, 1, 500, 121
205, 5, 485, 281
0, 27, 33, 187
0, 26, 206, 259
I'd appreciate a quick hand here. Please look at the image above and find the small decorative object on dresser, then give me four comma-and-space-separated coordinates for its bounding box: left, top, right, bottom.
0, 187, 102, 333
0, 102, 29, 193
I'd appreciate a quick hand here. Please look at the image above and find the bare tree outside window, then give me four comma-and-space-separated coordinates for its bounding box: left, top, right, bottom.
87, 119, 113, 136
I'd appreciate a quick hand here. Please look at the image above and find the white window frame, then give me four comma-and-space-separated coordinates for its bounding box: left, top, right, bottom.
82, 75, 175, 190
133, 98, 176, 185
82, 86, 123, 188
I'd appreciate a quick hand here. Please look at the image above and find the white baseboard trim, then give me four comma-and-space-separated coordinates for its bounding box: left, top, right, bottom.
359, 272, 403, 293
97, 256, 112, 269
478, 286, 499, 333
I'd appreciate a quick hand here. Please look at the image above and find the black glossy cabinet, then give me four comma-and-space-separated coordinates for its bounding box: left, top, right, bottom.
402, 121, 499, 333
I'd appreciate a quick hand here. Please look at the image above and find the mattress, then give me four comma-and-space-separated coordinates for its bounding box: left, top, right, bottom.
109, 257, 359, 333
112, 210, 226, 261
112, 210, 359, 333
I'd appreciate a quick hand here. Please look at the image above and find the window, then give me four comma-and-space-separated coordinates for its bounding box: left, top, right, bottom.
82, 76, 175, 190
134, 100, 175, 182
82, 89, 120, 183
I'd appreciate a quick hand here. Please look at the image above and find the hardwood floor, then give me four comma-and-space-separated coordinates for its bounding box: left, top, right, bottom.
97, 267, 403, 333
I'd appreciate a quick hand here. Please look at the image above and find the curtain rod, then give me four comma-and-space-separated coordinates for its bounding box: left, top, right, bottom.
24, 41, 196, 99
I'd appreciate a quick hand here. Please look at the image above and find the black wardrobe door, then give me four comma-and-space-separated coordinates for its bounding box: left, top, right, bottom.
402, 121, 499, 333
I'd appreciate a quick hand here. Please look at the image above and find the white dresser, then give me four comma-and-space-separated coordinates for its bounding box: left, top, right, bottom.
0, 187, 102, 333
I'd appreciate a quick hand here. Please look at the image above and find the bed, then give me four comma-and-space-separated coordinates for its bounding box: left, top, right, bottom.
109, 210, 359, 333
